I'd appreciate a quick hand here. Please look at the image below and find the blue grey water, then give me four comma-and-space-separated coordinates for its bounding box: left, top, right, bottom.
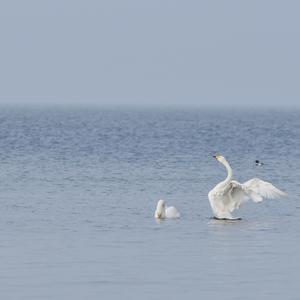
0, 107, 299, 299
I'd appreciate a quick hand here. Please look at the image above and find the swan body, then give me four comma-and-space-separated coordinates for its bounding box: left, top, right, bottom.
154, 199, 180, 219
208, 155, 286, 220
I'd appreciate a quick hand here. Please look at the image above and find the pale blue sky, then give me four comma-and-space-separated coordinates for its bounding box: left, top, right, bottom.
0, 0, 299, 107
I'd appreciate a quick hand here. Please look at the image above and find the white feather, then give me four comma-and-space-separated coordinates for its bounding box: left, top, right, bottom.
165, 206, 180, 218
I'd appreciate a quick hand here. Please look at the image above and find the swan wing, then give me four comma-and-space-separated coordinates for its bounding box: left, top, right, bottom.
227, 180, 250, 210
230, 178, 286, 206
243, 178, 286, 201
165, 206, 180, 218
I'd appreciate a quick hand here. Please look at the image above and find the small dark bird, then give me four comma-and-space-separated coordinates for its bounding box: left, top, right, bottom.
255, 160, 264, 166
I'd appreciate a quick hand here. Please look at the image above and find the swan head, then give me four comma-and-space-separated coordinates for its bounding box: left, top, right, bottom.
155, 199, 166, 219
213, 155, 226, 164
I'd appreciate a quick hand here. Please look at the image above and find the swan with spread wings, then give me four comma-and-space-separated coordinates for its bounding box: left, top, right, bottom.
208, 155, 286, 220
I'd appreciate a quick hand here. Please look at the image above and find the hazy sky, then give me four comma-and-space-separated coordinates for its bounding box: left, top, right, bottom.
0, 0, 299, 107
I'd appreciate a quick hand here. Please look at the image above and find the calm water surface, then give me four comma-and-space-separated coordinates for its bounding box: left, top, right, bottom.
0, 108, 299, 299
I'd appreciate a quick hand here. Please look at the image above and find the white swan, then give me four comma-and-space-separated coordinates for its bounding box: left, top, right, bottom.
154, 199, 180, 219
208, 155, 286, 220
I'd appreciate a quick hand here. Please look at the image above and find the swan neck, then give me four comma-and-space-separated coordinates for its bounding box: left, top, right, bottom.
223, 160, 233, 183
156, 204, 166, 219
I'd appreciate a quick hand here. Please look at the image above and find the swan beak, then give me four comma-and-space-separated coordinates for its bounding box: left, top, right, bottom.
213, 155, 217, 159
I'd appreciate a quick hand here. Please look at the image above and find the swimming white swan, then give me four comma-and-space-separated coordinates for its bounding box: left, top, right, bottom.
154, 199, 180, 219
208, 155, 286, 220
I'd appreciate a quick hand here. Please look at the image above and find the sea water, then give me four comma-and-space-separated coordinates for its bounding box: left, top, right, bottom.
0, 107, 299, 299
